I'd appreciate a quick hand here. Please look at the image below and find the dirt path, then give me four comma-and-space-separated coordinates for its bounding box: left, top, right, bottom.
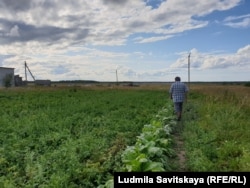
172, 121, 187, 171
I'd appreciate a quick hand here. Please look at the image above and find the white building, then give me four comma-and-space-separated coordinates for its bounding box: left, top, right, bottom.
0, 67, 15, 87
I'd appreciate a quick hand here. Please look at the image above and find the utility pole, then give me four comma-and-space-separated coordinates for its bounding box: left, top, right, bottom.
24, 61, 35, 81
116, 69, 118, 85
188, 53, 191, 88
25, 61, 27, 81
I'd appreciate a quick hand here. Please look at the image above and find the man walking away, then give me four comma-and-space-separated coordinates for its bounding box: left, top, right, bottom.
169, 76, 189, 121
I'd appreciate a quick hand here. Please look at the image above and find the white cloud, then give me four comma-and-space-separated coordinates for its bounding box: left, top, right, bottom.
0, 0, 242, 46
170, 45, 250, 70
0, 0, 248, 82
7, 25, 20, 37
135, 35, 174, 43
2, 44, 250, 81
224, 14, 250, 28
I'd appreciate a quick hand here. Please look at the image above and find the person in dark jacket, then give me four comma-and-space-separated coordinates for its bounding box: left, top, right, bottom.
169, 76, 189, 121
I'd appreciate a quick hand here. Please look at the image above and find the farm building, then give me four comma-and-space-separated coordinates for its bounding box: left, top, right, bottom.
0, 67, 15, 87
14, 75, 24, 86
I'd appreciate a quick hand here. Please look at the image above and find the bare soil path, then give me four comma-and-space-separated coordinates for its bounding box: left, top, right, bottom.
172, 121, 187, 171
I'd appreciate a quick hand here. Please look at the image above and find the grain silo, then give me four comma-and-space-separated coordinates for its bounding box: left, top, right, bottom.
0, 67, 15, 87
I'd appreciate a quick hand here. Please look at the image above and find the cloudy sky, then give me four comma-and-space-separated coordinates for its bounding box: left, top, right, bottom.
0, 0, 249, 82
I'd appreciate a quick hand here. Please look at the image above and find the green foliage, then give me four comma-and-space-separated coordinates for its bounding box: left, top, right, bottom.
0, 87, 168, 187
99, 105, 177, 187
97, 179, 114, 188
183, 87, 250, 171
121, 106, 176, 172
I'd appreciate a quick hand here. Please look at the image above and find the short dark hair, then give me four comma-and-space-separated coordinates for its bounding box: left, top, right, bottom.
175, 76, 181, 81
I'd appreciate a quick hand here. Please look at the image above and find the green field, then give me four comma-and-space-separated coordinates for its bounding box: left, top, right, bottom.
0, 84, 249, 187
0, 86, 170, 187
183, 84, 250, 171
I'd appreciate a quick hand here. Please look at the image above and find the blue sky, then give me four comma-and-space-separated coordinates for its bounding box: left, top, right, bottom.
0, 0, 249, 82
